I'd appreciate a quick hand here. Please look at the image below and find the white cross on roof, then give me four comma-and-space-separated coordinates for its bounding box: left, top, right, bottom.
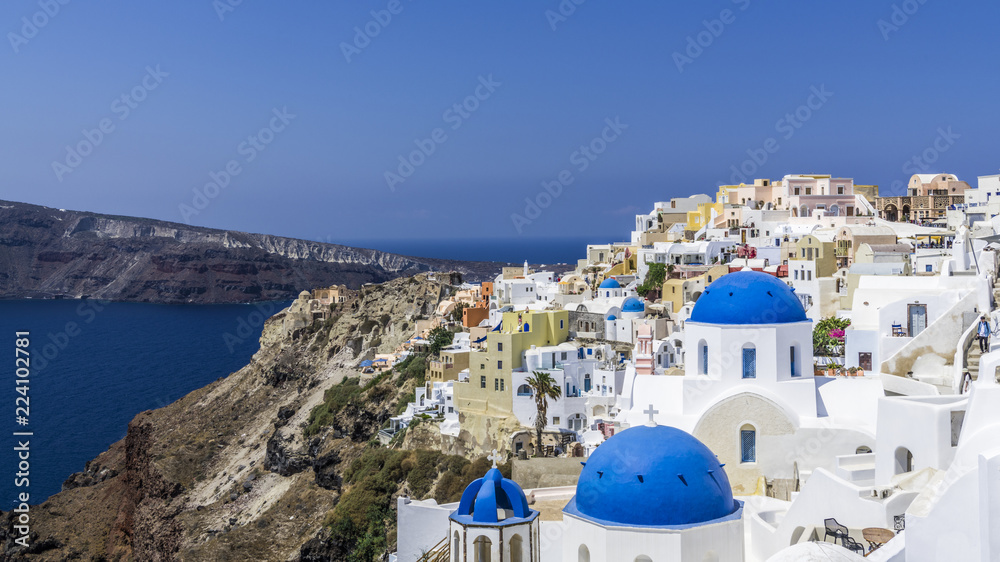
644, 404, 659, 426
487, 448, 500, 468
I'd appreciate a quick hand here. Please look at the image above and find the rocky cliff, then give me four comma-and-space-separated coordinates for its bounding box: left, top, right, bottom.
0, 274, 480, 561
0, 200, 507, 303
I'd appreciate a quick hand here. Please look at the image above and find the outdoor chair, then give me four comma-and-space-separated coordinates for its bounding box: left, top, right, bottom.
843, 536, 866, 555
824, 518, 848, 545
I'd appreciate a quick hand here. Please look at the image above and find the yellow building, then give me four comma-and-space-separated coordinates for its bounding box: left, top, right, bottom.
660, 265, 730, 313
453, 309, 570, 420
427, 348, 471, 385
792, 233, 838, 277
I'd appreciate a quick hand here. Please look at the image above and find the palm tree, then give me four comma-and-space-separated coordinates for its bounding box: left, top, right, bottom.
525, 371, 561, 457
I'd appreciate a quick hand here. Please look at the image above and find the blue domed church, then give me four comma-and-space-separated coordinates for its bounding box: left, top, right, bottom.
449, 455, 540, 562
618, 271, 874, 495
561, 420, 744, 561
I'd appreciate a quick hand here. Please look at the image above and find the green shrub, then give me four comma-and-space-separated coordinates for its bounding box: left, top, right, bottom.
305, 378, 362, 436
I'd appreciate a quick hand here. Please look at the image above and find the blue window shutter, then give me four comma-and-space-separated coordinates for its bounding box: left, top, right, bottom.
741, 430, 756, 462
743, 348, 756, 379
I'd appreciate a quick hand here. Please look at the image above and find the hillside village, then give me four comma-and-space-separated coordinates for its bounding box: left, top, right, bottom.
283, 172, 1000, 561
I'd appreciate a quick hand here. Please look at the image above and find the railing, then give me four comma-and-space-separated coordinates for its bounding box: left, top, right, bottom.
416, 536, 450, 562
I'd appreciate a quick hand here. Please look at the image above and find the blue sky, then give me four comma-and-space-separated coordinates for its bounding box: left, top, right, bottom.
2, 1, 998, 245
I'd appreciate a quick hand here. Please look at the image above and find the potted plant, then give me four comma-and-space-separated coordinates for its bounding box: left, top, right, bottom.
848, 366, 858, 377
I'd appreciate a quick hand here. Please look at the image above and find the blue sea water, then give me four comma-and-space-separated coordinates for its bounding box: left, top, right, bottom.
0, 299, 288, 506
336, 236, 614, 265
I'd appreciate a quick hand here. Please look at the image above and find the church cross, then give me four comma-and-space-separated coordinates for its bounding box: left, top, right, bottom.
644, 404, 659, 426
487, 448, 500, 468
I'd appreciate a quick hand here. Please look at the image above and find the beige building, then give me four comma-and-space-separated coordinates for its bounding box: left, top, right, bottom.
428, 348, 471, 385
793, 233, 837, 277
311, 284, 355, 306
876, 173, 969, 222
835, 225, 896, 269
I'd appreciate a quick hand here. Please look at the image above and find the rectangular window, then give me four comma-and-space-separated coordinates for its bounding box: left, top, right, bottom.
790, 347, 797, 377
926, 264, 933, 272
794, 187, 800, 195
560, 320, 564, 329
497, 342, 503, 351
561, 352, 567, 360
494, 379, 499, 391
741, 429, 756, 462
500, 379, 505, 391
837, 185, 845, 194
742, 348, 756, 379
480, 376, 486, 388
702, 345, 708, 375
497, 360, 503, 369
553, 417, 560, 425
805, 187, 812, 195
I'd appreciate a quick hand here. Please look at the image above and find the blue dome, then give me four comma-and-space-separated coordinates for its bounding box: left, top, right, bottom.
622, 297, 645, 312
690, 271, 807, 325
566, 425, 739, 527
606, 315, 617, 321
452, 467, 535, 524
598, 278, 621, 289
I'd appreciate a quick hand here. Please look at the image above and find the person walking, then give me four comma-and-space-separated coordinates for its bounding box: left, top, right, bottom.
977, 315, 991, 353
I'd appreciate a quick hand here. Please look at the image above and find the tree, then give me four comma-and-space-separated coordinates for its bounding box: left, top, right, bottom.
449, 302, 468, 324
525, 371, 561, 457
813, 317, 851, 357
637, 262, 667, 296
427, 326, 454, 356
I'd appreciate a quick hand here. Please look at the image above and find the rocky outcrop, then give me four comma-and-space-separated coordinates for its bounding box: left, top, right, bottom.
0, 273, 453, 561
0, 200, 512, 303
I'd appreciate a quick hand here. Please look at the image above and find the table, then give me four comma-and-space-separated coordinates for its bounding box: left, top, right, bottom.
862, 527, 895, 554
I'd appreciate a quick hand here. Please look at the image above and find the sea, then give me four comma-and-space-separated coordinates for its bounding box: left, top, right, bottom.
0, 299, 289, 506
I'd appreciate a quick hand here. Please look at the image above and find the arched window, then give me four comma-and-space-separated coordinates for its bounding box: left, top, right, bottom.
516, 384, 532, 397
453, 532, 461, 562
742, 343, 756, 379
509, 534, 523, 562
473, 536, 491, 562
856, 446, 872, 454
698, 339, 708, 375
579, 545, 590, 562
894, 447, 913, 474
523, 322, 530, 332
740, 424, 756, 463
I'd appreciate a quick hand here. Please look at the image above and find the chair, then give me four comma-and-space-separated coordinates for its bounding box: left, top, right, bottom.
843, 536, 866, 555
824, 518, 848, 545
891, 323, 905, 337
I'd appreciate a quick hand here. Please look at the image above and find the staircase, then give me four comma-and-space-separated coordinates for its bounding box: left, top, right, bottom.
416, 537, 450, 562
